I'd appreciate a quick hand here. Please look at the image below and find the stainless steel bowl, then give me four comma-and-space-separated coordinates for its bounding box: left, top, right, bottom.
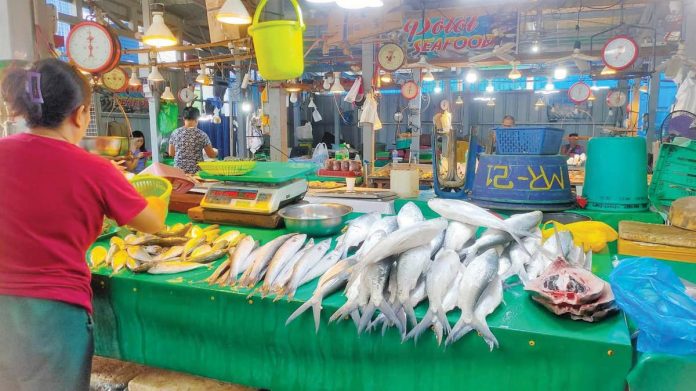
279, 203, 353, 237
79, 136, 130, 157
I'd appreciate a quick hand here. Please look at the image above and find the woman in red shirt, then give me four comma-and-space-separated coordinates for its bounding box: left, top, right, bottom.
0, 59, 166, 390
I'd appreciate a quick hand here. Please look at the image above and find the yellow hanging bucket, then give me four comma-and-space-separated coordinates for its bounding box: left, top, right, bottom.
248, 0, 305, 81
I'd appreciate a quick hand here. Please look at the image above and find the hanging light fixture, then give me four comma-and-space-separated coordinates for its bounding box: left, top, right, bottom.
147, 66, 164, 82
330, 72, 344, 94
422, 69, 435, 82
433, 82, 442, 94
380, 72, 392, 84
600, 66, 616, 76
241, 102, 252, 112
553, 66, 567, 80
129, 67, 141, 87
534, 97, 546, 107
216, 0, 251, 25
161, 85, 176, 101
588, 92, 596, 101
455, 96, 464, 105
531, 40, 540, 53
486, 80, 495, 93
508, 61, 522, 80
487, 98, 496, 107
336, 0, 384, 9
545, 78, 555, 91
465, 69, 478, 84
143, 11, 177, 48
195, 66, 211, 85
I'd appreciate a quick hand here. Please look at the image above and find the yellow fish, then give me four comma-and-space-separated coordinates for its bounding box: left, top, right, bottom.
89, 246, 108, 268
111, 250, 128, 275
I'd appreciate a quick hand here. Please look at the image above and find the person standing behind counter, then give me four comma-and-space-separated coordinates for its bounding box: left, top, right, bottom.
168, 107, 217, 174
0, 59, 167, 390
126, 130, 148, 173
561, 133, 585, 156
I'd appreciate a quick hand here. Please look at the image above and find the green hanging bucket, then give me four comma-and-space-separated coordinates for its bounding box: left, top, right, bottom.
248, 0, 305, 81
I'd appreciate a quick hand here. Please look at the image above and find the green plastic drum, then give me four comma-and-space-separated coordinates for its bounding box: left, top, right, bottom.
584, 137, 648, 211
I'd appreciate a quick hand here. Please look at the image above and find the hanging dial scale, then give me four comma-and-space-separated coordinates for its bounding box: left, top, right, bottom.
66, 21, 120, 74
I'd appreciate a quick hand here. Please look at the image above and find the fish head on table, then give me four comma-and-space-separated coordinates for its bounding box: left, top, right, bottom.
369, 216, 399, 236
524, 258, 606, 306
339, 213, 381, 256
396, 202, 425, 229
360, 218, 448, 267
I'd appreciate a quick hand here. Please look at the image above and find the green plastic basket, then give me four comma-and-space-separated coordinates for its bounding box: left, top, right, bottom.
648, 139, 696, 209
130, 175, 172, 209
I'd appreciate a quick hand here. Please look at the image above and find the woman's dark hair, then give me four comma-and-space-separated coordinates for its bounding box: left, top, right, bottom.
183, 107, 200, 121
1, 59, 91, 129
131, 130, 147, 152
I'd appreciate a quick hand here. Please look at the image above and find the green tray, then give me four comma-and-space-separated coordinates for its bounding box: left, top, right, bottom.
198, 162, 317, 183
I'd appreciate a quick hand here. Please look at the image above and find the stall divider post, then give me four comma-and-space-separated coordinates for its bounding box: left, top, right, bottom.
361, 42, 375, 184
268, 84, 288, 162
142, 0, 160, 164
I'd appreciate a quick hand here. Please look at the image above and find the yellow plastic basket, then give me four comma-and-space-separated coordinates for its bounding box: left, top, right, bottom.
197, 161, 257, 176
130, 175, 172, 208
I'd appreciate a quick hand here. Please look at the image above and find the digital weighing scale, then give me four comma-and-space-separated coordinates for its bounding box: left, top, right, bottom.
200, 178, 308, 214
197, 162, 315, 216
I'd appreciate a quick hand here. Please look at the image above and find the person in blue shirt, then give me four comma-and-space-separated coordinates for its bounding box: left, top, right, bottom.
126, 130, 148, 173
561, 133, 585, 156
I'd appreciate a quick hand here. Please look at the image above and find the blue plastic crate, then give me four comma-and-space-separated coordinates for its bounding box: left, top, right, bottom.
495, 127, 565, 155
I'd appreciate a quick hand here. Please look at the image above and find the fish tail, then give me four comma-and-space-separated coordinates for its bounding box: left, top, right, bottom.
246, 286, 261, 300
272, 288, 286, 302
445, 315, 471, 346
471, 318, 498, 351
433, 321, 444, 346
404, 311, 433, 343
378, 301, 403, 336
329, 302, 353, 323
312, 301, 322, 333
381, 319, 390, 336
357, 302, 376, 334
404, 304, 418, 329
435, 307, 452, 334
286, 298, 313, 326
350, 310, 361, 329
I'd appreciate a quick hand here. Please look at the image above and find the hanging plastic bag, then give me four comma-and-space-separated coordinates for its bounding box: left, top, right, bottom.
344, 77, 362, 103
312, 108, 323, 122
157, 102, 179, 136
312, 142, 329, 165
296, 121, 313, 140
609, 257, 696, 356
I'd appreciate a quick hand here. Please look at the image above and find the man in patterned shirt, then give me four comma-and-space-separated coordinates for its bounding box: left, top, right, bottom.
168, 107, 217, 174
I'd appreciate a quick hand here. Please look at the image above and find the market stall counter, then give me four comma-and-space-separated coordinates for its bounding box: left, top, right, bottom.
90, 213, 632, 391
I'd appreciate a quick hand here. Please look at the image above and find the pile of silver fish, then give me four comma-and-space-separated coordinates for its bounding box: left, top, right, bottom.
92, 223, 239, 275
286, 199, 600, 349
206, 231, 344, 302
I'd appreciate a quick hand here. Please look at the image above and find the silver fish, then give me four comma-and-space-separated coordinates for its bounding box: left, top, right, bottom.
330, 264, 368, 324
147, 261, 207, 274
283, 239, 334, 300
270, 239, 316, 297
239, 234, 295, 288
395, 245, 432, 328
207, 258, 231, 284
396, 202, 425, 229
443, 221, 477, 253
359, 259, 401, 334
406, 271, 462, 344
257, 234, 307, 297
368, 216, 399, 236
449, 249, 499, 338
227, 236, 259, 286
459, 228, 512, 263
286, 258, 355, 332
424, 249, 461, 333
298, 241, 342, 287
357, 218, 448, 268
142, 245, 163, 255
446, 275, 504, 349
337, 213, 381, 257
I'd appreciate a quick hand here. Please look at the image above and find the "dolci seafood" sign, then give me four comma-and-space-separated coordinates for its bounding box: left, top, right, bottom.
403, 11, 517, 56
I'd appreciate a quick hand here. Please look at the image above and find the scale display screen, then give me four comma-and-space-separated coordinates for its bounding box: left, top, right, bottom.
208, 189, 258, 201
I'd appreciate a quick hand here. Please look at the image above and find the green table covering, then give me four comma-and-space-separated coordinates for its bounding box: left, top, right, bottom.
90, 213, 633, 391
